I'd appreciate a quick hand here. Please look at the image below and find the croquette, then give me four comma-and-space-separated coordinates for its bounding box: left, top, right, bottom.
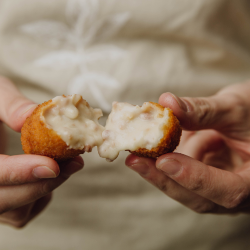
21, 96, 182, 162
21, 94, 104, 162
98, 101, 182, 161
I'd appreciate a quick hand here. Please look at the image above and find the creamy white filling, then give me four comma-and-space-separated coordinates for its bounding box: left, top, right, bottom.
43, 94, 104, 151
98, 102, 169, 161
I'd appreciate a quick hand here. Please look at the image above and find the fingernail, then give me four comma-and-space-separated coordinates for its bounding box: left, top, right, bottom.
169, 93, 188, 112
127, 163, 149, 177
33, 166, 57, 179
157, 158, 182, 176
60, 160, 84, 176
20, 104, 37, 116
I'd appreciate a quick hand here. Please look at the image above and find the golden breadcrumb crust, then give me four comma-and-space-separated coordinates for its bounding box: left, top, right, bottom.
130, 102, 182, 158
21, 98, 85, 162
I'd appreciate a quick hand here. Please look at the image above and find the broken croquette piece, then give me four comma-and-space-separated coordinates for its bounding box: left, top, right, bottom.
21, 94, 104, 162
98, 101, 182, 161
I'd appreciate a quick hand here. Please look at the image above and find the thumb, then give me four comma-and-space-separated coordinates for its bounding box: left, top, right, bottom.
159, 91, 243, 132
0, 77, 37, 132
156, 153, 248, 210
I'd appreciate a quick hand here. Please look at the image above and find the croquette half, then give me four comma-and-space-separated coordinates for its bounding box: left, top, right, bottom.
21, 95, 104, 162
98, 101, 182, 161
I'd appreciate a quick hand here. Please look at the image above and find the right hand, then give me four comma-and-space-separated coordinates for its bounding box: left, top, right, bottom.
126, 81, 250, 214
0, 76, 84, 228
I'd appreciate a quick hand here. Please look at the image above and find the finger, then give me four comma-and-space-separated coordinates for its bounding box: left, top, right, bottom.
178, 130, 224, 161
158, 92, 244, 132
0, 193, 51, 228
0, 154, 60, 185
0, 157, 83, 213
0, 202, 35, 228
156, 153, 249, 209
22, 193, 53, 227
125, 154, 218, 213
0, 76, 37, 131
174, 130, 238, 171
29, 193, 52, 221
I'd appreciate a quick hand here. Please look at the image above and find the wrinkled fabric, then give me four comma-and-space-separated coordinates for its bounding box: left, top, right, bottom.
1, 0, 250, 249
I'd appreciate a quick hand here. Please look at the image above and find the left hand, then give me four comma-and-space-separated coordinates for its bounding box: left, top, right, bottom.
0, 77, 83, 227
126, 82, 250, 214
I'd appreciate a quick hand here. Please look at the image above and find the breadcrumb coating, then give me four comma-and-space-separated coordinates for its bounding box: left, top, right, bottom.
21, 99, 85, 162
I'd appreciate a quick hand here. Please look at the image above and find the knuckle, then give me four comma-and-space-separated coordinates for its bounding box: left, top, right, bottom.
1, 156, 28, 185
192, 98, 213, 126
198, 104, 211, 124
184, 97, 215, 129
9, 170, 22, 185
156, 177, 171, 193
187, 173, 206, 192
159, 183, 168, 193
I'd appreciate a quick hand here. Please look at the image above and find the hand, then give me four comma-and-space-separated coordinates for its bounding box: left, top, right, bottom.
126, 82, 250, 214
0, 76, 84, 227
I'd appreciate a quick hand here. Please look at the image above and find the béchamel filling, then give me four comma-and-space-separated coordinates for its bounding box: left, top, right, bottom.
41, 95, 169, 161
42, 94, 104, 152
98, 102, 169, 161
